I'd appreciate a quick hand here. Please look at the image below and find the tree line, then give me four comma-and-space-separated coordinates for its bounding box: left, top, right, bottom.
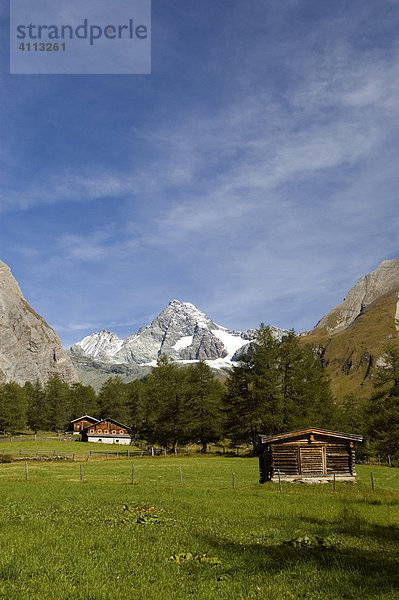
0, 324, 398, 458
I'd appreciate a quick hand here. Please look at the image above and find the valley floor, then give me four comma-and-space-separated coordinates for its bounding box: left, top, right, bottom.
0, 449, 398, 599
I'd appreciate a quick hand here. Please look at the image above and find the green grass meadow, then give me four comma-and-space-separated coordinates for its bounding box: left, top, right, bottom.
0, 442, 398, 600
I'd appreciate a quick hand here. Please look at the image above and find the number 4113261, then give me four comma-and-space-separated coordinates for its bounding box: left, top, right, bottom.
18, 42, 66, 51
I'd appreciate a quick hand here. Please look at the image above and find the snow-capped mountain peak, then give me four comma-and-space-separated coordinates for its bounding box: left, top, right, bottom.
73, 300, 286, 369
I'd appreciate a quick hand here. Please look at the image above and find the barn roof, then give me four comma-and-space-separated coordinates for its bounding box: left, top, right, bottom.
258, 428, 363, 445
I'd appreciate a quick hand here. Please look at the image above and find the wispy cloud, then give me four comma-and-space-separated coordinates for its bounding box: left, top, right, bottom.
56, 226, 138, 263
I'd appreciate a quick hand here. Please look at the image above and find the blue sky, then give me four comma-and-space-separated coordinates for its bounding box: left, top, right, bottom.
1, 0, 399, 347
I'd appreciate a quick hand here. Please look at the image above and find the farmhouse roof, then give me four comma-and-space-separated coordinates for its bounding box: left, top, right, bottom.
258, 428, 363, 445
69, 415, 99, 424
83, 417, 131, 431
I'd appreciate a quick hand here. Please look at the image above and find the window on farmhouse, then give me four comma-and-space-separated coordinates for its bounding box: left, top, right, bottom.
112, 430, 116, 434
104, 430, 109, 434
97, 429, 102, 433
90, 429, 94, 433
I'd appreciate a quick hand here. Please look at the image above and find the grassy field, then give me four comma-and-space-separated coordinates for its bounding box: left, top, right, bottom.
0, 436, 142, 457
0, 443, 398, 600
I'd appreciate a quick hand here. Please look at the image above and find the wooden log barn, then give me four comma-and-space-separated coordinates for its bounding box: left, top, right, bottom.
256, 428, 363, 483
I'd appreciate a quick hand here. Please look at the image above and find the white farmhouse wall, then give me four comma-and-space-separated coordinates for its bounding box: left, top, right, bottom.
86, 436, 131, 445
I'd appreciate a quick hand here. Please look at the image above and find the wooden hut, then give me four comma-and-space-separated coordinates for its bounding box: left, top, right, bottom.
256, 428, 363, 483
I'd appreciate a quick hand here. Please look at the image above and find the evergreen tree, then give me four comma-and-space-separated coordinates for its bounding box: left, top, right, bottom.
68, 382, 98, 420
224, 354, 255, 446
24, 380, 48, 432
333, 393, 365, 435
281, 337, 334, 430
250, 325, 283, 435
0, 382, 27, 433
126, 379, 146, 436
45, 375, 70, 431
225, 324, 335, 451
366, 344, 399, 459
97, 377, 130, 424
185, 361, 224, 452
145, 355, 189, 452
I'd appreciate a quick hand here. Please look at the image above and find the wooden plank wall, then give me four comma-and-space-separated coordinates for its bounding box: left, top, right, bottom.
299, 446, 325, 475
326, 444, 351, 474
271, 444, 299, 476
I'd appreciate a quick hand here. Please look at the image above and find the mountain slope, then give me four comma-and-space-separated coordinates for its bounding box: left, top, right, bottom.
0, 260, 78, 385
302, 259, 399, 400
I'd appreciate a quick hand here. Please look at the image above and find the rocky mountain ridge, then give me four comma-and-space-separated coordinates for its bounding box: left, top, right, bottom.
305, 258, 399, 336
302, 258, 399, 400
0, 260, 78, 385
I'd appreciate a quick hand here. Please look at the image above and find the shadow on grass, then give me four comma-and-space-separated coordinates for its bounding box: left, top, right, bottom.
295, 504, 399, 545
351, 497, 399, 507
198, 505, 399, 598
199, 533, 399, 598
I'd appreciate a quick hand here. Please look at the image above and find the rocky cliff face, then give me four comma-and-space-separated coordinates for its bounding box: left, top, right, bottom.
303, 258, 399, 400
0, 260, 78, 385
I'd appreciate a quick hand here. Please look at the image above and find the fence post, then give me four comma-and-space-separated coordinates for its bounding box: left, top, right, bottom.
131, 464, 135, 485
151, 447, 154, 457
80, 464, 83, 482
128, 449, 130, 458
25, 462, 28, 481
53, 449, 56, 456
388, 455, 392, 467
232, 472, 235, 490
278, 469, 282, 493
333, 473, 336, 492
